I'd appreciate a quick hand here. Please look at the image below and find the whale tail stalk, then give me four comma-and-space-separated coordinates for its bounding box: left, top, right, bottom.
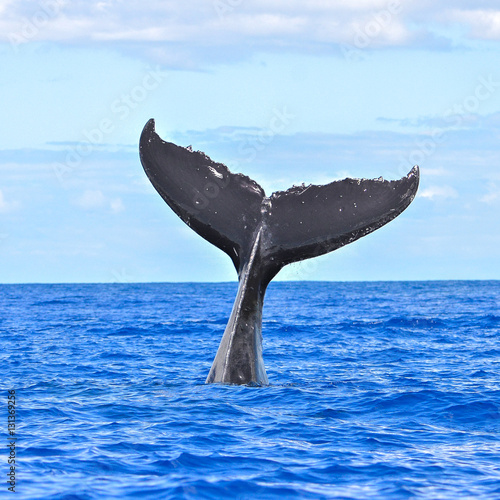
139, 119, 419, 385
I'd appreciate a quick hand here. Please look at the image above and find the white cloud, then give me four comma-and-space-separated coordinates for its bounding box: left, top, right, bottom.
0, 0, 11, 15
1, 1, 499, 67
0, 189, 19, 213
75, 189, 106, 210
110, 198, 125, 213
424, 167, 449, 177
419, 185, 458, 200
448, 9, 500, 40
75, 190, 126, 213
480, 183, 500, 204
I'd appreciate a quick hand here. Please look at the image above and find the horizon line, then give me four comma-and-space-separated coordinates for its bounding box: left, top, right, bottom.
0, 279, 498, 286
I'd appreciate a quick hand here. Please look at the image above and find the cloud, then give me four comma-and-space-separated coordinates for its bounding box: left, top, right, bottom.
171, 123, 500, 181
75, 189, 125, 213
424, 168, 449, 177
1, 1, 500, 67
419, 185, 458, 200
75, 189, 106, 209
447, 8, 500, 40
110, 198, 125, 213
0, 189, 19, 213
480, 183, 500, 204
377, 112, 500, 131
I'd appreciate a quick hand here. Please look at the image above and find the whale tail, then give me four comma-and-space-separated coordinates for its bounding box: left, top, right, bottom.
139, 119, 419, 384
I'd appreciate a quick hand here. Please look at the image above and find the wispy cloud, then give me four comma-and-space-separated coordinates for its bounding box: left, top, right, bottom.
0, 189, 19, 213
75, 189, 106, 210
419, 185, 458, 200
447, 8, 500, 40
74, 189, 125, 213
1, 117, 498, 281
110, 198, 125, 213
2, 1, 499, 67
377, 111, 500, 130
480, 183, 500, 204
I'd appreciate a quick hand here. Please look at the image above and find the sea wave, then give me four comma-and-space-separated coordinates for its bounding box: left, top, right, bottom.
2, 281, 500, 499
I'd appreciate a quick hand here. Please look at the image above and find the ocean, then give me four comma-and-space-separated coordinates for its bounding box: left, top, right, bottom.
2, 281, 500, 499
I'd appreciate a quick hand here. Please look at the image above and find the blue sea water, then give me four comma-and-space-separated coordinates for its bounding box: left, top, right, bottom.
1, 280, 500, 499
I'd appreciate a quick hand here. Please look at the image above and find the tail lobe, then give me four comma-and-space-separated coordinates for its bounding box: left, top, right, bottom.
140, 119, 420, 385
140, 119, 419, 284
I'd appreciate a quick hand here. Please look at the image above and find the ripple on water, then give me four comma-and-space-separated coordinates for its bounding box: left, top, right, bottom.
2, 281, 500, 499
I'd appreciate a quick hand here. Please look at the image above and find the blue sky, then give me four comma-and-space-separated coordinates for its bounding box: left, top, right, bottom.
1, 0, 500, 283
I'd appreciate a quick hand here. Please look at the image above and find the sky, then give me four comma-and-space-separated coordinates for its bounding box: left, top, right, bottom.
1, 0, 500, 283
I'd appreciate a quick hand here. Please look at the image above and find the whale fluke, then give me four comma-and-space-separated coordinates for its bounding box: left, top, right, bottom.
139, 119, 419, 385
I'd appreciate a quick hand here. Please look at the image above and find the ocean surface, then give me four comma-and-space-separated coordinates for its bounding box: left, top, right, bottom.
2, 281, 500, 499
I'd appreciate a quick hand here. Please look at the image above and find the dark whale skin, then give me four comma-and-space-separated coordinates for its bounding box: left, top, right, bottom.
139, 119, 419, 385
